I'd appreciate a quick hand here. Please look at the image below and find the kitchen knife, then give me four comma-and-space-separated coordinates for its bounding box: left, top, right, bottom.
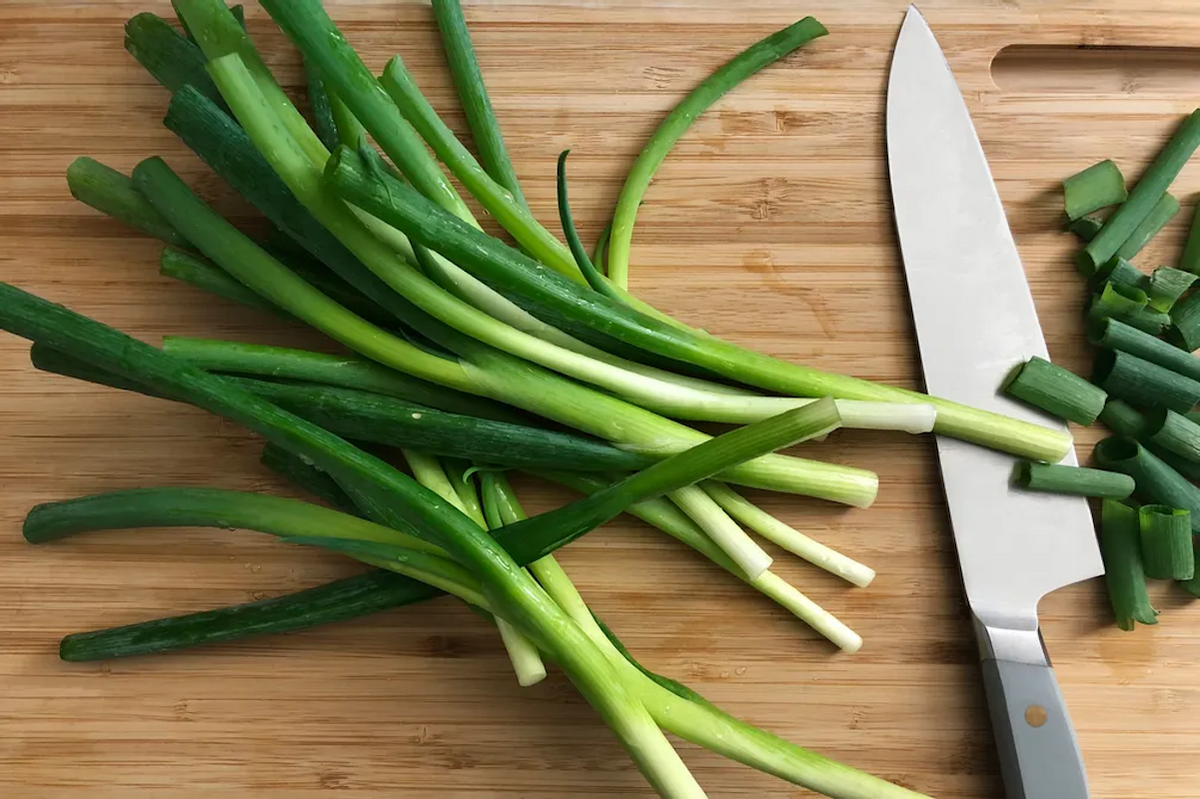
886, 7, 1104, 799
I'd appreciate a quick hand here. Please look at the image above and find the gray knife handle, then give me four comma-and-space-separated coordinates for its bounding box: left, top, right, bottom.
981, 658, 1089, 799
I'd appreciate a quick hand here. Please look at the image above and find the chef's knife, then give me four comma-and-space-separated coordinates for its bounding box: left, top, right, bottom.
886, 7, 1104, 799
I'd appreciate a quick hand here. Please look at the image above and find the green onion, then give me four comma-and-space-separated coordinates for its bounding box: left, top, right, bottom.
430, 0, 527, 209
1182, 558, 1200, 597
1069, 215, 1105, 243
162, 337, 522, 423
66, 157, 187, 247
1098, 399, 1149, 438
1116, 192, 1180, 260
1170, 288, 1200, 351
1099, 499, 1159, 630
1144, 408, 1200, 464
1093, 349, 1200, 413
31, 343, 167, 400
699, 481, 875, 587
1145, 266, 1197, 312
1090, 301, 1172, 337
159, 246, 287, 317
1063, 159, 1127, 221
303, 59, 340, 152
324, 146, 1072, 462
1091, 257, 1144, 291
593, 225, 612, 272
1094, 438, 1200, 531
1003, 356, 1106, 425
1081, 110, 1200, 273
605, 17, 829, 288
260, 442, 359, 514
1014, 462, 1134, 499
125, 11, 222, 105
557, 150, 623, 301
1091, 317, 1200, 383
1138, 505, 1195, 580
1150, 447, 1200, 483
1092, 282, 1148, 317
1180, 200, 1200, 275
666, 484, 774, 581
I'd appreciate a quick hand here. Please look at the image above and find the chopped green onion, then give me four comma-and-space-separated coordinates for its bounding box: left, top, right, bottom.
1081, 110, 1200, 273
1089, 299, 1172, 337
606, 17, 829, 288
1091, 317, 1200, 383
1093, 282, 1148, 317
1069, 215, 1105, 243
699, 481, 875, 587
1099, 499, 1159, 630
1099, 399, 1149, 438
1145, 266, 1197, 312
1094, 438, 1200, 531
430, 0, 528, 210
1180, 201, 1200, 275
159, 246, 287, 317
1003, 356, 1106, 425
1093, 349, 1200, 413
1091, 257, 1144, 291
1014, 462, 1134, 499
1063, 159, 1127, 221
1181, 556, 1200, 597
1116, 192, 1180, 260
1144, 407, 1200, 464
66, 157, 187, 247
1138, 504, 1195, 580
1170, 288, 1200, 351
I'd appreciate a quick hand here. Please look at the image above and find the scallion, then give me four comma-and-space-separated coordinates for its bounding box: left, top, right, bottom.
1091, 317, 1200, 383
1116, 192, 1180, 261
1094, 438, 1200, 531
1063, 159, 1127, 221
1099, 499, 1159, 630
1138, 504, 1195, 580
1144, 407, 1200, 464
1014, 462, 1134, 499
1003, 356, 1106, 425
1145, 266, 1197, 313
1093, 349, 1200, 413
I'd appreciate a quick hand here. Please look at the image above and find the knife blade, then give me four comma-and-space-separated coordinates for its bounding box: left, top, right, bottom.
886, 7, 1103, 799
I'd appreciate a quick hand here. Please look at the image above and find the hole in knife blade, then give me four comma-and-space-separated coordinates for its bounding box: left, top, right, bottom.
991, 44, 1200, 95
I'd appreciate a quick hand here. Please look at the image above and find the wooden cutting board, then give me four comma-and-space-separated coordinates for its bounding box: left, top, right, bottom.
3, 1, 1200, 796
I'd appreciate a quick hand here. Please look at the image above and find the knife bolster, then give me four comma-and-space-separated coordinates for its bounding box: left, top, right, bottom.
973, 615, 1050, 667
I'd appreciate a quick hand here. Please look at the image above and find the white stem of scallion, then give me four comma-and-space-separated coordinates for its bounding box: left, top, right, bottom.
701, 481, 875, 587
668, 485, 773, 580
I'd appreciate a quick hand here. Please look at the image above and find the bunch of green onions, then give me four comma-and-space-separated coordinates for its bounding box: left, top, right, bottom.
0, 1, 1078, 796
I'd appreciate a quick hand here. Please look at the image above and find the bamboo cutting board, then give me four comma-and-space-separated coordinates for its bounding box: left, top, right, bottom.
3, 1, 1200, 796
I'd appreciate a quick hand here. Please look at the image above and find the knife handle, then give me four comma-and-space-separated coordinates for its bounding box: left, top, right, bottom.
981, 658, 1089, 799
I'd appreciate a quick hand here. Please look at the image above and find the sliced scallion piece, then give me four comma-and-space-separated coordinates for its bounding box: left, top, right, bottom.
1098, 399, 1149, 438
1170, 288, 1200, 351
1180, 200, 1200, 275
1181, 557, 1200, 597
1138, 504, 1195, 580
1116, 192, 1180, 260
1003, 356, 1106, 425
1091, 317, 1200, 383
1099, 499, 1159, 630
1094, 438, 1200, 531
1144, 408, 1200, 464
1069, 215, 1105, 243
1091, 257, 1144, 291
1081, 110, 1200, 273
1014, 462, 1134, 499
1094, 349, 1200, 413
1093, 282, 1148, 317
1063, 159, 1127, 221
1145, 266, 1197, 312
1090, 300, 1172, 337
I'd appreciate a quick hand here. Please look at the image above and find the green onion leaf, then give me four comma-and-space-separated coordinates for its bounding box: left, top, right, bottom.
1116, 192, 1180, 261
1099, 499, 1159, 630
1015, 462, 1134, 499
1145, 266, 1197, 313
1091, 317, 1200, 383
1138, 504, 1195, 580
1003, 356, 1106, 425
1093, 349, 1200, 413
1063, 159, 1127, 221
1094, 438, 1200, 531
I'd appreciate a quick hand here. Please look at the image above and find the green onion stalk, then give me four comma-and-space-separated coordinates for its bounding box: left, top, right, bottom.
131, 139, 878, 505
231, 0, 1068, 464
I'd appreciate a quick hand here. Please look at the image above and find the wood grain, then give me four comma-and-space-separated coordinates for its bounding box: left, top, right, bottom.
1, 1, 1199, 796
